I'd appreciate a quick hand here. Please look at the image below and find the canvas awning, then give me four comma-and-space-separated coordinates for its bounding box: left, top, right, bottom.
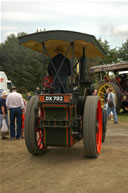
19, 30, 106, 58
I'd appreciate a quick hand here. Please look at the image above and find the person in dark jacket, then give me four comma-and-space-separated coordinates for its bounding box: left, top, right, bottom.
48, 46, 71, 93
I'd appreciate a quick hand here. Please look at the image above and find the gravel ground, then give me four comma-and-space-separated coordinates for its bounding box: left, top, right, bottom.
0, 121, 128, 193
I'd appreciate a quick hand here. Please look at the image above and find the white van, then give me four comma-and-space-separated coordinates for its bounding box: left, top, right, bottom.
0, 71, 12, 96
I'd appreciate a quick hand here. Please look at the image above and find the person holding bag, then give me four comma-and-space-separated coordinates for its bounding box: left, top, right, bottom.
0, 90, 9, 139
106, 87, 118, 124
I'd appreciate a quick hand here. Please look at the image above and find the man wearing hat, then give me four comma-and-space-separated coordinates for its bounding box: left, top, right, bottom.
48, 46, 71, 93
6, 86, 24, 139
0, 90, 9, 139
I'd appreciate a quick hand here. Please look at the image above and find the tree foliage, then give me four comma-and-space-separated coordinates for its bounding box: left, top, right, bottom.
0, 33, 127, 92
97, 38, 119, 64
0, 33, 48, 92
118, 40, 128, 61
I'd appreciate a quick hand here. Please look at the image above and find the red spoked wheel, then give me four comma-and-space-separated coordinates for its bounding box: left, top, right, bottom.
83, 96, 102, 158
24, 96, 47, 155
43, 75, 54, 88
96, 100, 102, 154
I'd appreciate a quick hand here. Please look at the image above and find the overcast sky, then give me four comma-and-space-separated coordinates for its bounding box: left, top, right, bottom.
1, 0, 128, 48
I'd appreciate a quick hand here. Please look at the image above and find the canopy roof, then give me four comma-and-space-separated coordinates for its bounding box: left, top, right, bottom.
19, 30, 106, 58
90, 62, 128, 73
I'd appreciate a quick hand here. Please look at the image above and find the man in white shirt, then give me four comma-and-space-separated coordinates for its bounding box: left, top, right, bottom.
6, 87, 24, 139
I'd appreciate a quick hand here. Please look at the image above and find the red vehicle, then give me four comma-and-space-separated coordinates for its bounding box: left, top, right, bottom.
90, 62, 128, 113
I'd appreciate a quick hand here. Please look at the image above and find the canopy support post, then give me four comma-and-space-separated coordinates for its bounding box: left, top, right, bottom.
42, 42, 45, 91
71, 42, 74, 92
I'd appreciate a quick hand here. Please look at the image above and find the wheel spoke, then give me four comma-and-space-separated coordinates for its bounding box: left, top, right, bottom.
36, 128, 44, 150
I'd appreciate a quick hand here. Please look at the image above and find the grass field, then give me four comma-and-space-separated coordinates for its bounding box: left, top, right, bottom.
117, 111, 128, 123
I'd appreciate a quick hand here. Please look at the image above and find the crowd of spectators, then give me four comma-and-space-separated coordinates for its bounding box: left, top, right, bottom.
0, 86, 28, 140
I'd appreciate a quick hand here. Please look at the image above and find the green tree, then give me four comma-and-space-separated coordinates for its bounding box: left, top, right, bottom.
118, 39, 128, 61
0, 33, 48, 92
97, 38, 119, 64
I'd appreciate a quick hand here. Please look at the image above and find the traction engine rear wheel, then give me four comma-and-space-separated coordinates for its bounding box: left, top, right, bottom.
97, 82, 121, 114
24, 96, 47, 155
83, 96, 102, 158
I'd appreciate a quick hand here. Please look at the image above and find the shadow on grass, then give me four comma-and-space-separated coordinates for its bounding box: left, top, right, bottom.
118, 110, 128, 123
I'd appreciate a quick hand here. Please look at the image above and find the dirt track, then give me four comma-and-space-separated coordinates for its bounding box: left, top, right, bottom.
0, 121, 128, 193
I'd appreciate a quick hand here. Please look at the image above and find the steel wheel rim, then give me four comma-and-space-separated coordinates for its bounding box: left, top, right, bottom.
96, 100, 102, 154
